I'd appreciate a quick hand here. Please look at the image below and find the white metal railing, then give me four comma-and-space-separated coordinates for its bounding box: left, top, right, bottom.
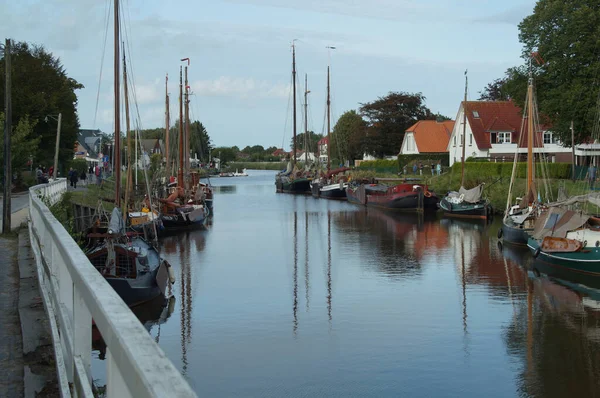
28, 182, 197, 397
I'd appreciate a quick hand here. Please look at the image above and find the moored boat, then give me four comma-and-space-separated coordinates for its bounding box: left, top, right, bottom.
439, 185, 492, 219
366, 183, 439, 211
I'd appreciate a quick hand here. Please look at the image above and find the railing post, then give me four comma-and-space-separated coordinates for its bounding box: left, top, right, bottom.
106, 347, 133, 398
73, 284, 92, 387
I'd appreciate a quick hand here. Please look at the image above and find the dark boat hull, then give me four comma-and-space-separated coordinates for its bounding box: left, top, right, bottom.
501, 218, 533, 246
276, 177, 312, 194
346, 184, 366, 205
439, 197, 491, 219
319, 183, 347, 200
160, 206, 208, 232
528, 238, 600, 284
106, 262, 168, 307
311, 182, 320, 198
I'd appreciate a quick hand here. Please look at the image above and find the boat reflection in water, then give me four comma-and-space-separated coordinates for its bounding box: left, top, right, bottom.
92, 294, 176, 360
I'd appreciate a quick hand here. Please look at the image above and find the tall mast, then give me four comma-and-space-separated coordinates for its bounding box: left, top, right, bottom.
526, 69, 535, 194
326, 65, 331, 171
123, 47, 132, 218
304, 74, 309, 164
178, 66, 184, 189
165, 74, 170, 172
292, 41, 297, 168
183, 59, 190, 188
113, 0, 121, 207
460, 71, 468, 187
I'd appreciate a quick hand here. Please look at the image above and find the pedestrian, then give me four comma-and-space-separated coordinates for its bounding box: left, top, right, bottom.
430, 162, 435, 176
419, 162, 423, 176
588, 164, 597, 190
436, 161, 442, 176
70, 168, 79, 189
412, 164, 417, 175
95, 165, 102, 185
80, 169, 87, 186
88, 165, 94, 183
68, 168, 74, 187
403, 165, 407, 175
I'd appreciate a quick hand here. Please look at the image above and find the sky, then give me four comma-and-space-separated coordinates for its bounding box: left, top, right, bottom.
1, 0, 536, 150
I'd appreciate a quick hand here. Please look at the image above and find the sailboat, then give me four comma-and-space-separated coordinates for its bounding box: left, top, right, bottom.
500, 63, 546, 245
439, 71, 492, 219
276, 41, 312, 194
311, 54, 349, 200
158, 63, 209, 231
85, 1, 172, 307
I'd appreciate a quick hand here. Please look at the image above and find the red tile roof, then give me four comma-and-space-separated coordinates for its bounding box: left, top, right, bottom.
318, 137, 329, 145
462, 100, 545, 149
405, 120, 454, 153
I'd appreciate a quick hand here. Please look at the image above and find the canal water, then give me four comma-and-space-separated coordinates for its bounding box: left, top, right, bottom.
92, 170, 600, 397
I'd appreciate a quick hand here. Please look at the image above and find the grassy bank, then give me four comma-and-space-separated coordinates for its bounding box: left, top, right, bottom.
227, 162, 287, 171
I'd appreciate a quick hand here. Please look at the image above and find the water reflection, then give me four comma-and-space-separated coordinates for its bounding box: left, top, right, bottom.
211, 185, 237, 194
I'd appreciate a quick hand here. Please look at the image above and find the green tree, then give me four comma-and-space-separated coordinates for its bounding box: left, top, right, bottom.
0, 113, 41, 175
330, 110, 367, 163
478, 78, 511, 101
360, 92, 435, 158
213, 147, 236, 166
69, 158, 88, 174
189, 121, 212, 162
0, 42, 83, 171
290, 131, 323, 152
503, 0, 600, 143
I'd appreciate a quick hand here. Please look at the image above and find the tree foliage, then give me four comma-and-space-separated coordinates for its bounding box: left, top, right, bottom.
290, 131, 323, 153
478, 78, 511, 101
0, 113, 41, 174
189, 121, 212, 162
483, 0, 600, 143
330, 110, 366, 163
212, 146, 236, 166
0, 41, 83, 170
360, 92, 435, 158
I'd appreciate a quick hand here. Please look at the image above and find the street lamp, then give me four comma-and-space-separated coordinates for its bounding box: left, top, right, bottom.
45, 113, 62, 180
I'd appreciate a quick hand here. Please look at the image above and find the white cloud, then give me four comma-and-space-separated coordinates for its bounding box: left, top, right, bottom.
193, 77, 291, 100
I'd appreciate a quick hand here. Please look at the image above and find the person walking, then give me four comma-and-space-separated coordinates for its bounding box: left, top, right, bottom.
80, 169, 87, 186
588, 164, 597, 190
419, 162, 423, 176
88, 165, 94, 183
430, 162, 435, 176
412, 163, 417, 175
68, 168, 74, 187
95, 165, 102, 185
70, 168, 79, 189
436, 161, 442, 176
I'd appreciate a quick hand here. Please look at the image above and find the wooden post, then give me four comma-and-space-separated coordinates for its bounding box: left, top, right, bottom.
165, 74, 170, 172
178, 66, 183, 189
113, 0, 121, 207
571, 120, 575, 181
3, 38, 11, 234
53, 113, 62, 180
292, 42, 297, 169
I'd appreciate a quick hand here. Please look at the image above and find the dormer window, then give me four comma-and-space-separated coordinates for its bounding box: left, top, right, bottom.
473, 111, 480, 118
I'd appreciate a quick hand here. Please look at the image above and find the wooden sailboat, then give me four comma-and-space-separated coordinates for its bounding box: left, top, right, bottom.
439, 71, 492, 219
158, 62, 209, 231
276, 41, 312, 194
500, 66, 541, 245
312, 55, 348, 200
85, 0, 171, 307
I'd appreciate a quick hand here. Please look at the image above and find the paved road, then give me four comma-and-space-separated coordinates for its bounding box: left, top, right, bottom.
0, 192, 30, 214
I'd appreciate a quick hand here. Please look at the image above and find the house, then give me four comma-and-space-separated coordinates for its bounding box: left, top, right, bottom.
272, 148, 287, 159
447, 101, 572, 166
77, 129, 104, 158
295, 151, 317, 162
138, 139, 165, 156
400, 120, 454, 155
318, 137, 329, 163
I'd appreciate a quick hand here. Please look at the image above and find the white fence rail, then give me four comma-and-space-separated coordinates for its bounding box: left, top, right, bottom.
28, 181, 197, 397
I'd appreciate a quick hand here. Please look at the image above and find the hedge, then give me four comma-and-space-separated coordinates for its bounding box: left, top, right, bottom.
397, 153, 449, 168
451, 161, 572, 179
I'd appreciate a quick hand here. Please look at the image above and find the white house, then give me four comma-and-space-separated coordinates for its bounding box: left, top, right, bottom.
400, 120, 454, 155
318, 137, 329, 163
447, 100, 572, 166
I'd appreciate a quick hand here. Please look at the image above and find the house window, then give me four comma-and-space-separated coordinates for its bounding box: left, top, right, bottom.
469, 134, 473, 146
492, 132, 511, 144
453, 136, 456, 147
543, 131, 557, 144
473, 111, 480, 118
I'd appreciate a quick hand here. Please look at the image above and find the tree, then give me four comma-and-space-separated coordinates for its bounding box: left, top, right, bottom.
506, 0, 600, 143
0, 113, 41, 175
330, 110, 367, 163
478, 78, 511, 101
212, 146, 236, 166
290, 131, 323, 152
189, 121, 212, 162
0, 42, 83, 171
360, 92, 435, 158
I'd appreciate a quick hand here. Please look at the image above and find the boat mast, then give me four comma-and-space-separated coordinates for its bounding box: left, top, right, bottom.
183, 58, 190, 192
526, 69, 535, 194
326, 65, 331, 171
292, 41, 297, 169
123, 47, 133, 218
165, 74, 170, 172
304, 74, 309, 164
460, 71, 468, 187
113, 0, 121, 207
178, 66, 184, 189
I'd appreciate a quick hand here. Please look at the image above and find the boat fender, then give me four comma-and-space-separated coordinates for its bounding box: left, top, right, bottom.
166, 261, 176, 284
583, 240, 588, 248
533, 247, 541, 258
497, 228, 503, 239
458, 194, 464, 202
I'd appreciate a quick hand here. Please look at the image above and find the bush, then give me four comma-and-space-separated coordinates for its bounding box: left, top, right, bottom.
397, 153, 449, 168
451, 162, 572, 179
69, 158, 88, 174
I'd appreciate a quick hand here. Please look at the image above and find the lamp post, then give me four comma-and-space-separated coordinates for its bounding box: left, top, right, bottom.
45, 113, 62, 180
